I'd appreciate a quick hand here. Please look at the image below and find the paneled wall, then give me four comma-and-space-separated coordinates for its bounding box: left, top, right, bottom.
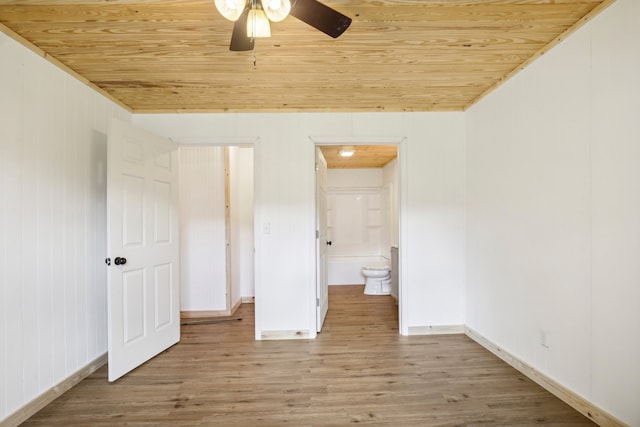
229, 146, 255, 301
466, 0, 640, 424
133, 112, 467, 338
178, 146, 227, 312
0, 32, 129, 422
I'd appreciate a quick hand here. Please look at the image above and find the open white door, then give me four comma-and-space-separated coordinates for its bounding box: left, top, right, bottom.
107, 118, 180, 382
316, 148, 329, 332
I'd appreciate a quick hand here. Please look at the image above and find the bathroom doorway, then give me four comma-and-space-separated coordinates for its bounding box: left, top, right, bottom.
315, 140, 403, 333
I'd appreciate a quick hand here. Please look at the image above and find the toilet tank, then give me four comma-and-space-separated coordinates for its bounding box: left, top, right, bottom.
390, 246, 399, 301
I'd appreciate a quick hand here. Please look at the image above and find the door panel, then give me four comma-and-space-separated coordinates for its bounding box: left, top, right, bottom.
316, 148, 329, 332
107, 118, 179, 382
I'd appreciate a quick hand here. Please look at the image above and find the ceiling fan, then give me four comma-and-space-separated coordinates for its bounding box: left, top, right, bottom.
215, 0, 352, 51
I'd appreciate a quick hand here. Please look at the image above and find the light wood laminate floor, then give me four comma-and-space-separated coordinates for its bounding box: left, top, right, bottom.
23, 285, 594, 426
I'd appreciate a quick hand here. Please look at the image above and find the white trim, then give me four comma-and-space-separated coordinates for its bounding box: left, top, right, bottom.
171, 136, 260, 146
407, 324, 465, 335
253, 140, 263, 340
465, 327, 629, 427
308, 136, 407, 146
327, 187, 381, 194
1, 353, 107, 427
163, 136, 260, 340
260, 330, 312, 340
181, 310, 233, 318
398, 137, 409, 335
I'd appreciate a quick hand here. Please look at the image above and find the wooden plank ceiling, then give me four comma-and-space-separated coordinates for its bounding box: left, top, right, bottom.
0, 0, 613, 114
320, 145, 397, 169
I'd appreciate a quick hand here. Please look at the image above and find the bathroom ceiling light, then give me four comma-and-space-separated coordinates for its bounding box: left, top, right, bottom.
339, 148, 355, 157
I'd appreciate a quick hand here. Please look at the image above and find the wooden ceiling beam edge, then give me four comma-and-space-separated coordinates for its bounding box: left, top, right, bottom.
129, 106, 464, 114
463, 0, 617, 111
0, 23, 133, 113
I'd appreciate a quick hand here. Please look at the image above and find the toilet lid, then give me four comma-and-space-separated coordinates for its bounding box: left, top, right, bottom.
363, 264, 390, 271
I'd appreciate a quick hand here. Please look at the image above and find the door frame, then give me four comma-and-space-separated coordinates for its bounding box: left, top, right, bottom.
308, 136, 408, 335
171, 136, 259, 334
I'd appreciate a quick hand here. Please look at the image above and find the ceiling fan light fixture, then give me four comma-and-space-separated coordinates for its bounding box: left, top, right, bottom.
260, 0, 291, 22
215, 0, 247, 21
247, 9, 271, 38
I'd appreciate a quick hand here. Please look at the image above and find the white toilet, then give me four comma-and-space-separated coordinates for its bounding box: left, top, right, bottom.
362, 264, 392, 295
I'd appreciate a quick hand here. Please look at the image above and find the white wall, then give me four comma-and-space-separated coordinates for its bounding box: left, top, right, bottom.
402, 114, 467, 330
465, 0, 640, 424
5, 1, 637, 422
327, 168, 384, 258
134, 112, 467, 337
178, 146, 227, 311
0, 32, 130, 422
327, 168, 382, 188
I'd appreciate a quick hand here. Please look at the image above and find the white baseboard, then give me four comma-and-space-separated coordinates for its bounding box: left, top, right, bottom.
181, 309, 231, 319
241, 296, 255, 304
260, 330, 312, 340
1, 353, 107, 427
407, 324, 465, 335
464, 327, 628, 427
230, 298, 242, 315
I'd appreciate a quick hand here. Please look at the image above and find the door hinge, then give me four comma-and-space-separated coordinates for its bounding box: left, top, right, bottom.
315, 230, 319, 239
316, 297, 320, 307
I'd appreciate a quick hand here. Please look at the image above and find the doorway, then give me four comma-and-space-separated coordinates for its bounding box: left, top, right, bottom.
178, 145, 255, 320
314, 141, 403, 333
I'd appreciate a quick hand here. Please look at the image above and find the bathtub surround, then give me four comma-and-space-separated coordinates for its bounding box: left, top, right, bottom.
326, 165, 399, 286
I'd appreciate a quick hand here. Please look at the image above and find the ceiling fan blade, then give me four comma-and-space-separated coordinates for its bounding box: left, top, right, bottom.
290, 0, 352, 38
230, 7, 254, 51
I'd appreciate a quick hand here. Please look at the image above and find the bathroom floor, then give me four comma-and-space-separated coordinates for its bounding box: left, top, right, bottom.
22, 285, 594, 426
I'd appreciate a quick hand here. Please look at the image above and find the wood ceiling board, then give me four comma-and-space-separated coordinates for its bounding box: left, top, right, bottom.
0, 0, 615, 113
320, 145, 398, 169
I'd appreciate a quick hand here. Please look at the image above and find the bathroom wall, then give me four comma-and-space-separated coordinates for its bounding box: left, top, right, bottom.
326, 168, 387, 285
327, 168, 384, 259
326, 163, 399, 286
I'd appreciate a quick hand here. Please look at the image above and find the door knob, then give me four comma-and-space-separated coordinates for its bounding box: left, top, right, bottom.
114, 257, 127, 265
326, 241, 332, 246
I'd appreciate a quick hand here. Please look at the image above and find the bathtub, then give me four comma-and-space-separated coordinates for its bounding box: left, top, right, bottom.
328, 256, 389, 286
